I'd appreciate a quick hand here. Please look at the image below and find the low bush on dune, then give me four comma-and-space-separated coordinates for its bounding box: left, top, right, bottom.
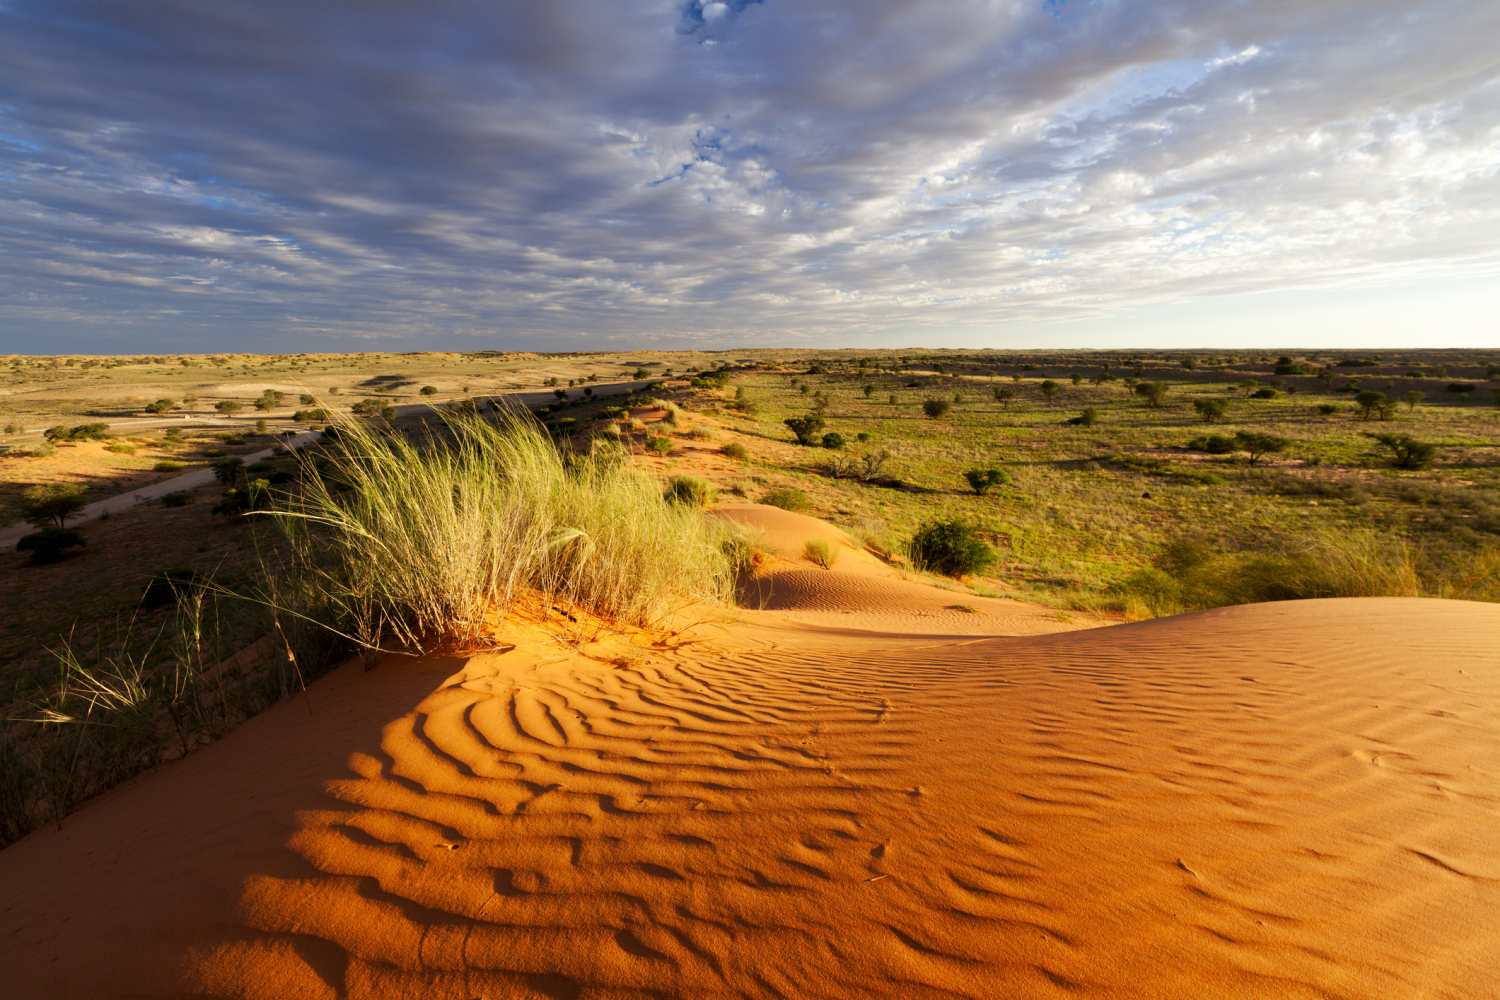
908, 519, 997, 577
266, 411, 735, 649
719, 441, 749, 461
803, 539, 837, 569
761, 487, 811, 512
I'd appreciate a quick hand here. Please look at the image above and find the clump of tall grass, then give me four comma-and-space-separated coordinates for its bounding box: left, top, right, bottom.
1113, 526, 1422, 618
267, 410, 734, 649
803, 539, 837, 569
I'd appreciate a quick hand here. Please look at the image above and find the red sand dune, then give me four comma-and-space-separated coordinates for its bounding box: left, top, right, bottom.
2, 510, 1497, 998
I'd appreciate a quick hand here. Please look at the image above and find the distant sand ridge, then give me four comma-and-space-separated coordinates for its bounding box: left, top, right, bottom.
1, 510, 1497, 997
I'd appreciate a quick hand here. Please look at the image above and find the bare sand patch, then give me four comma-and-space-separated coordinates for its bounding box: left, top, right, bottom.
1, 566, 1496, 997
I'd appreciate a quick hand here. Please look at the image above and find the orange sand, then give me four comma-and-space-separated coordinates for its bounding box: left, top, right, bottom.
2, 509, 1497, 998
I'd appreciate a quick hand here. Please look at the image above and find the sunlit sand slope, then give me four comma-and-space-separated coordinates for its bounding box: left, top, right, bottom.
714, 502, 1102, 636
2, 597, 1497, 998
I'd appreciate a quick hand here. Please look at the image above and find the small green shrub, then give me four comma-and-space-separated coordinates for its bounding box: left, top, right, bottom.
803, 539, 837, 569
821, 431, 845, 449
16, 527, 86, 564
784, 414, 826, 445
1234, 430, 1289, 465
720, 442, 749, 461
665, 475, 717, 507
761, 487, 811, 512
1368, 432, 1437, 470
1316, 403, 1340, 415
922, 399, 951, 419
1134, 382, 1168, 407
44, 423, 109, 443
909, 519, 997, 577
646, 436, 674, 455
1249, 387, 1278, 400
1064, 408, 1097, 426
1192, 398, 1230, 422
1355, 390, 1393, 420
153, 460, 187, 472
962, 468, 1009, 495
420, 385, 438, 396
1186, 434, 1236, 454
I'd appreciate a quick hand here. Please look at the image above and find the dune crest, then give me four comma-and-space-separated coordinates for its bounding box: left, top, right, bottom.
2, 592, 1498, 997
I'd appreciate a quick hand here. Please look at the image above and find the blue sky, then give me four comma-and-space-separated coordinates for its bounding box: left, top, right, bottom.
1, 1, 1498, 353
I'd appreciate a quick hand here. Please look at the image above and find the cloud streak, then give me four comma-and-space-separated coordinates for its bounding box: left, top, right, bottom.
1, 1, 1498, 351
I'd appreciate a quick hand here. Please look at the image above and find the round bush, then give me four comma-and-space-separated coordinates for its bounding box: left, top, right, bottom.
909, 519, 997, 577
16, 527, 86, 565
921, 399, 952, 419
665, 475, 716, 507
761, 487, 810, 512
821, 432, 845, 449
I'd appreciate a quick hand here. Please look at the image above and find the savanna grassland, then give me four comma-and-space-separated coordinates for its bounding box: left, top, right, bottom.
651, 349, 1500, 616
0, 349, 695, 524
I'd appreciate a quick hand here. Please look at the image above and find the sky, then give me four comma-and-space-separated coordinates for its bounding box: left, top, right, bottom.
1, 1, 1498, 354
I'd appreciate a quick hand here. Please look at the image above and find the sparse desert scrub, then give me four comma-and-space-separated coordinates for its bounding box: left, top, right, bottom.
266, 411, 735, 649
1113, 527, 1422, 618
720, 441, 749, 460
